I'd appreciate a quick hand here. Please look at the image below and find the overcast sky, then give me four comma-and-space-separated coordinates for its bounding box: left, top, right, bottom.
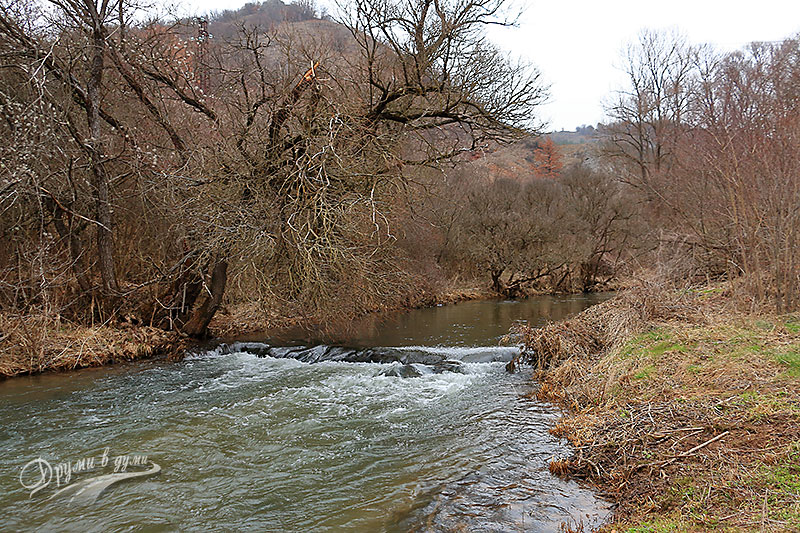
489, 0, 800, 131
183, 0, 800, 132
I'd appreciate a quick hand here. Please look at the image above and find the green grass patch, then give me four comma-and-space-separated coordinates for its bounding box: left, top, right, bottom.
736, 390, 761, 404
623, 517, 693, 532
633, 365, 656, 380
648, 341, 688, 356
643, 328, 671, 341
624, 521, 679, 532
765, 452, 800, 493
753, 445, 800, 523
772, 345, 800, 378
733, 391, 800, 419
620, 328, 688, 359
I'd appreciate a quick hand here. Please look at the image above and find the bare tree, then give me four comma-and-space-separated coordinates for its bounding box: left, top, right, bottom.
0, 0, 132, 312
339, 0, 547, 157
602, 29, 695, 187
0, 0, 549, 336
602, 30, 800, 312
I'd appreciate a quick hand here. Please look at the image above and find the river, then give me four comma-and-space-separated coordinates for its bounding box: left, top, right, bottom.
0, 294, 611, 532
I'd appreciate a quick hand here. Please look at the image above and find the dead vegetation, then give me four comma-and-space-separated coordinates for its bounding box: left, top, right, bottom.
0, 312, 183, 378
0, 278, 493, 377
513, 277, 800, 531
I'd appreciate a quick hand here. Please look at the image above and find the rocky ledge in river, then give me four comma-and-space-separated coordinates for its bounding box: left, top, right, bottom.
211, 342, 515, 369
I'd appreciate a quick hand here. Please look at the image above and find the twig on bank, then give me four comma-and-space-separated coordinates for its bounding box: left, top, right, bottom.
636, 430, 731, 471
669, 428, 706, 451
680, 430, 730, 457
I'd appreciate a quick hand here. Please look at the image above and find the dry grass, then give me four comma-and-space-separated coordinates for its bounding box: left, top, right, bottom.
0, 280, 495, 377
0, 312, 183, 378
519, 279, 800, 531
433, 284, 495, 305
549, 457, 573, 476
208, 301, 307, 338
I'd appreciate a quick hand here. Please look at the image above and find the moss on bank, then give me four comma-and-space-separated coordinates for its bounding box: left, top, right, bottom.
514, 282, 800, 532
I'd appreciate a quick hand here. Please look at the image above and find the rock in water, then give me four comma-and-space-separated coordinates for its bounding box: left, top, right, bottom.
433, 360, 464, 374
379, 360, 464, 377
378, 364, 424, 378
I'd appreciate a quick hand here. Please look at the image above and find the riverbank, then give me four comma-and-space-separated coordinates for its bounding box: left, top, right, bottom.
0, 312, 185, 378
207, 283, 495, 338
516, 280, 800, 531
0, 282, 496, 378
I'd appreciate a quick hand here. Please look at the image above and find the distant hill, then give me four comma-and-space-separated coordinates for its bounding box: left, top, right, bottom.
548, 126, 598, 145
460, 137, 540, 182
458, 127, 601, 182
205, 0, 322, 39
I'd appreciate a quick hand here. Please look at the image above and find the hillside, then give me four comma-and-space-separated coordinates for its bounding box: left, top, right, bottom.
460, 129, 600, 182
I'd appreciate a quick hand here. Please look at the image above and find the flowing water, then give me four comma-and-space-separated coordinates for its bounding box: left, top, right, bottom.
1, 294, 612, 532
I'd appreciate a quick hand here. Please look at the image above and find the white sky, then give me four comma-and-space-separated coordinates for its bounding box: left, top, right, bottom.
181, 0, 800, 131
490, 0, 800, 131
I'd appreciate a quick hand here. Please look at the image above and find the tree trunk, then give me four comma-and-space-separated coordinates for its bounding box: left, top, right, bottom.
51, 205, 92, 295
183, 259, 228, 338
490, 268, 505, 294
87, 26, 119, 295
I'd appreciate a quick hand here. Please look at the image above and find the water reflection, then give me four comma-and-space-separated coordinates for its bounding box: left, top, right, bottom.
268, 293, 612, 347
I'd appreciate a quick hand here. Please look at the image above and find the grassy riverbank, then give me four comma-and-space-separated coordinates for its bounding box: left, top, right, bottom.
517, 281, 800, 531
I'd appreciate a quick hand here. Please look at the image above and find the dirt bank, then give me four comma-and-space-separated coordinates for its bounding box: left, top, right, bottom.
513, 281, 800, 531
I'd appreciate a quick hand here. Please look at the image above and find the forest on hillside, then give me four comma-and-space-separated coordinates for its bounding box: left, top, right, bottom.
1, 0, 798, 348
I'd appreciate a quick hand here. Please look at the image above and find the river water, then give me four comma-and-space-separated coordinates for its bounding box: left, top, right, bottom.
0, 294, 611, 532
